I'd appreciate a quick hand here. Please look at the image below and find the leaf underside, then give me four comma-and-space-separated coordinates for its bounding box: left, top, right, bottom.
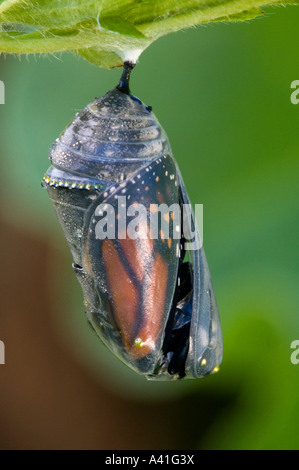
0, 0, 298, 68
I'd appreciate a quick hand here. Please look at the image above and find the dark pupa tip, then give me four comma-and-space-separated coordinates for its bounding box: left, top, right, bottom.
117, 61, 135, 95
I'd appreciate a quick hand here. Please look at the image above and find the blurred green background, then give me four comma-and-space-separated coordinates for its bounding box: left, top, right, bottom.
0, 6, 298, 450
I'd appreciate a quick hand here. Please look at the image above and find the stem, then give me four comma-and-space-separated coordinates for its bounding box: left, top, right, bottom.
117, 61, 135, 94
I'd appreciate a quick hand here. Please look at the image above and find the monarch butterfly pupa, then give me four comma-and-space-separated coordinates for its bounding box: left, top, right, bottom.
42, 62, 223, 380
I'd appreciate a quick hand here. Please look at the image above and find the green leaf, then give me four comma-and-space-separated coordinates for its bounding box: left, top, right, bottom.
77, 47, 124, 68
0, 0, 298, 68
98, 15, 147, 39
209, 7, 264, 22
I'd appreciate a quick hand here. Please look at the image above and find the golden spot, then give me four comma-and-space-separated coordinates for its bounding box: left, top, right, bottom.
145, 186, 149, 191
167, 238, 172, 249
160, 230, 165, 242
134, 338, 144, 348
163, 213, 170, 223
213, 366, 220, 374
201, 358, 207, 366
155, 176, 159, 182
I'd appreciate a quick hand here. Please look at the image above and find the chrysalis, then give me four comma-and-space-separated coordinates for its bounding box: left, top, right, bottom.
42, 63, 223, 380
